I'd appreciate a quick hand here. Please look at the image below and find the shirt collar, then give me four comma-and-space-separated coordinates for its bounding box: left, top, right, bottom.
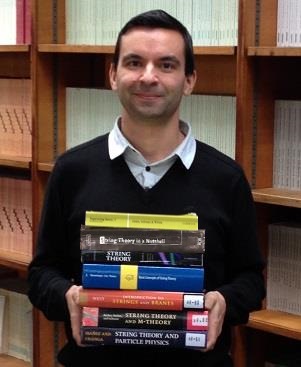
108, 117, 196, 169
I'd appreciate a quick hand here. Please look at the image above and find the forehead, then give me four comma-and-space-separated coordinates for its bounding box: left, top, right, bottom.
119, 27, 185, 59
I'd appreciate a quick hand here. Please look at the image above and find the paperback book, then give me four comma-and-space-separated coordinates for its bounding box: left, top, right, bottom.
78, 289, 205, 311
81, 250, 204, 267
80, 226, 205, 253
85, 211, 198, 230
81, 327, 207, 349
82, 264, 204, 292
82, 307, 209, 331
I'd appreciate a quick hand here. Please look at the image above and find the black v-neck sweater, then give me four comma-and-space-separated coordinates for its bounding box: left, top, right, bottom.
28, 134, 265, 366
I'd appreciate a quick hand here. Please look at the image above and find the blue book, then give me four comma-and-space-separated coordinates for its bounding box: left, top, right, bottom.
82, 264, 204, 292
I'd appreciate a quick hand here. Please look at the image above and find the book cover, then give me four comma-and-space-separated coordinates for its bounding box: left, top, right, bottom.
80, 226, 205, 253
82, 307, 209, 331
78, 289, 205, 311
82, 264, 204, 292
85, 211, 198, 230
81, 327, 207, 349
81, 250, 204, 267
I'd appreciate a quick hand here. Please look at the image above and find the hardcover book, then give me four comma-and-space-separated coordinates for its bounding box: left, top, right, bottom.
81, 327, 207, 349
80, 226, 205, 253
82, 307, 209, 331
85, 211, 198, 230
81, 250, 204, 267
78, 289, 205, 311
82, 264, 204, 292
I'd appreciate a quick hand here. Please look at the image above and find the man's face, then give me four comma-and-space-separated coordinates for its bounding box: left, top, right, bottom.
110, 27, 196, 124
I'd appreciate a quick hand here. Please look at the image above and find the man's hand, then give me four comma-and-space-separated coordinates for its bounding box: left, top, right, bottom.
65, 285, 83, 346
204, 291, 226, 351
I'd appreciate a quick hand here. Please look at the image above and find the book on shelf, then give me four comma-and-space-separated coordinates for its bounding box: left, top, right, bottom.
80, 225, 205, 253
81, 250, 204, 267
0, 295, 5, 353
0, 277, 32, 362
267, 222, 301, 316
82, 307, 208, 331
78, 289, 205, 311
81, 326, 207, 349
66, 88, 236, 158
82, 263, 204, 292
85, 211, 198, 230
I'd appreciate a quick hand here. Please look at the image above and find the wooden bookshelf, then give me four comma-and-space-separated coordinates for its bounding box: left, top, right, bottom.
248, 310, 301, 341
0, 155, 31, 169
0, 355, 30, 367
253, 188, 301, 208
0, 0, 300, 366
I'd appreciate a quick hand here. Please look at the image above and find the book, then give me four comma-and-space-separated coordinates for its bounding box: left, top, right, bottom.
85, 211, 198, 230
78, 289, 205, 311
82, 307, 209, 331
81, 327, 207, 349
80, 226, 205, 253
81, 250, 204, 267
82, 264, 204, 292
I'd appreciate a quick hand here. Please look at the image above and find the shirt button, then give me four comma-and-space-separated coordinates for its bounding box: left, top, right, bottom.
145, 166, 151, 172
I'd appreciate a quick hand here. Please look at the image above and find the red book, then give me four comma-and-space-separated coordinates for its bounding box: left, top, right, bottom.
78, 289, 205, 311
16, 0, 25, 44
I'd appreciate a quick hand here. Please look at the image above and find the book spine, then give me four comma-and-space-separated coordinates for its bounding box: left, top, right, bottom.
81, 327, 207, 349
85, 211, 198, 230
82, 264, 204, 292
80, 226, 205, 253
78, 290, 205, 311
81, 250, 204, 267
82, 307, 209, 331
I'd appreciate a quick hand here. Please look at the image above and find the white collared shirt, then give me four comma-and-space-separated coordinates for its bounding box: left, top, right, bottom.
108, 117, 196, 189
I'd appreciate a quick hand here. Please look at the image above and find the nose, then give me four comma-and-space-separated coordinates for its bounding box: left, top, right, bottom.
139, 63, 158, 84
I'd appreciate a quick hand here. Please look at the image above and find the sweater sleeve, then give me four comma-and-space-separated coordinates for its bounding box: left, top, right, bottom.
27, 159, 74, 321
216, 173, 266, 325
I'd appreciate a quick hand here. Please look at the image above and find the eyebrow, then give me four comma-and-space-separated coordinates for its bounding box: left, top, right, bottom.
121, 53, 181, 65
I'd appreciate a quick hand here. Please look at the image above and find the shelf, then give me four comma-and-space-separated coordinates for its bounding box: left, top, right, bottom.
0, 45, 30, 53
37, 162, 54, 172
38, 44, 236, 56
0, 250, 31, 271
0, 155, 31, 169
252, 188, 301, 208
248, 46, 301, 57
248, 310, 301, 340
0, 354, 30, 367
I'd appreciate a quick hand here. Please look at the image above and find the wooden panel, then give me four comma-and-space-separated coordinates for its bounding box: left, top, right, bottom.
36, 0, 65, 43
258, 0, 278, 46
0, 53, 30, 78
194, 55, 236, 95
235, 0, 256, 183
248, 47, 301, 56
0, 355, 30, 367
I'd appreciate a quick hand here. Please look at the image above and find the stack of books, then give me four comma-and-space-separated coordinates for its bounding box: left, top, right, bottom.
78, 211, 208, 349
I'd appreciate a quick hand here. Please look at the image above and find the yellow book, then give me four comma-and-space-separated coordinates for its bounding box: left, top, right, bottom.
85, 211, 198, 230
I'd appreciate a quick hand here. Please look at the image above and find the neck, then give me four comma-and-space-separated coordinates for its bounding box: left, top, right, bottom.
120, 115, 185, 163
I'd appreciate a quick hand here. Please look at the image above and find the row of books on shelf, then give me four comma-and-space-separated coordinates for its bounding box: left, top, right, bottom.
0, 271, 32, 363
66, 88, 236, 159
273, 100, 301, 190
0, 176, 32, 259
66, 0, 238, 46
0, 78, 32, 158
267, 222, 301, 316
277, 0, 301, 47
79, 210, 208, 349
0, 0, 31, 45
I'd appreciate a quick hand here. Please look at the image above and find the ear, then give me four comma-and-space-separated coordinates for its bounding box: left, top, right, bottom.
183, 70, 197, 96
109, 63, 118, 91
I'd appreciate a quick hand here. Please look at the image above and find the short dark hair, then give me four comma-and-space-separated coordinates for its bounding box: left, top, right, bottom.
112, 9, 195, 76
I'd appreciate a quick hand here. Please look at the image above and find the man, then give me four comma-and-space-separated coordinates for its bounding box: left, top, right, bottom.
28, 9, 265, 367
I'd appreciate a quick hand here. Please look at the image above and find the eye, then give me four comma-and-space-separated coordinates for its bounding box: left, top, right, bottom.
160, 61, 176, 72
125, 59, 142, 69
